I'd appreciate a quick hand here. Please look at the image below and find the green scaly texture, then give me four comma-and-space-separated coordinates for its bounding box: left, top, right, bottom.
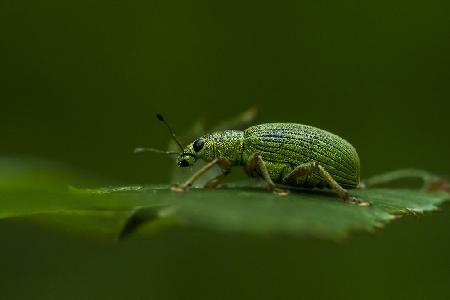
243, 123, 360, 188
179, 123, 360, 189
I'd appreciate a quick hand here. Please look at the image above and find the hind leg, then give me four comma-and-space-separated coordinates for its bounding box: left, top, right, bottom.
283, 162, 370, 206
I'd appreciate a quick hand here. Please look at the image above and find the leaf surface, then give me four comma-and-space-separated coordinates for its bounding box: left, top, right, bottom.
1, 157, 448, 241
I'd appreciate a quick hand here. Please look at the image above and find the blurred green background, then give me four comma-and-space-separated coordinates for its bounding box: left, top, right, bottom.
1, 0, 449, 299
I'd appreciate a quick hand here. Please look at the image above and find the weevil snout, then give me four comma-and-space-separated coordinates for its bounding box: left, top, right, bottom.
176, 152, 197, 167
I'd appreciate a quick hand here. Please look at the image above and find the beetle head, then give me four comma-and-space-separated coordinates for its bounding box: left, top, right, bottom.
176, 137, 210, 167
134, 114, 241, 168
135, 114, 212, 168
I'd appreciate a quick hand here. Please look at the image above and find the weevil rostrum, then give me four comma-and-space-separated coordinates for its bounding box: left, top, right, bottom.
136, 114, 369, 206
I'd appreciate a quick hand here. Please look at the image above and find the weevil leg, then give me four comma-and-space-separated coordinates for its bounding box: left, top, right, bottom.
246, 153, 289, 196
204, 160, 232, 189
283, 162, 370, 206
172, 158, 221, 192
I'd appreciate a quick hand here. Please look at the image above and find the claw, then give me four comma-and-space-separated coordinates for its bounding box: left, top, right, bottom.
347, 196, 371, 207
272, 187, 290, 196
171, 184, 189, 192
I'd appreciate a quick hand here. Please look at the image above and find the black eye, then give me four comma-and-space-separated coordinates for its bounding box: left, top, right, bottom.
193, 139, 204, 152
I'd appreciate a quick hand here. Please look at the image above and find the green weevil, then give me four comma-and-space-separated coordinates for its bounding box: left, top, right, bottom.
136, 114, 368, 206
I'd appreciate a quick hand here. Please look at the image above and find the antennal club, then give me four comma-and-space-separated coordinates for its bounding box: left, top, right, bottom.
156, 113, 184, 151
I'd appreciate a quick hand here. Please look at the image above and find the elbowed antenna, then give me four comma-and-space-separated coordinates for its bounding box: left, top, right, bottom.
133, 113, 185, 156
156, 113, 184, 151
134, 148, 179, 155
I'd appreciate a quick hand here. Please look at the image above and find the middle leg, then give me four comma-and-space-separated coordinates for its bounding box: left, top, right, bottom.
245, 153, 289, 195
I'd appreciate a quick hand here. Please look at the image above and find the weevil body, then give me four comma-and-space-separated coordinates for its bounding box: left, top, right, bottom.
174, 123, 365, 205
137, 117, 367, 205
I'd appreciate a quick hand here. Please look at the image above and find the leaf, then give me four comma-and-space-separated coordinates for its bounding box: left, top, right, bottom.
0, 157, 448, 241
111, 185, 450, 240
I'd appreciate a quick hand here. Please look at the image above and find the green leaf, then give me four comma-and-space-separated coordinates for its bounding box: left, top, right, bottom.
0, 157, 448, 241
111, 185, 449, 240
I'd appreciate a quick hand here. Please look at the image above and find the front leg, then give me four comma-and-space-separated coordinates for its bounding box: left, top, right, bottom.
283, 161, 370, 206
172, 158, 222, 192
245, 153, 289, 196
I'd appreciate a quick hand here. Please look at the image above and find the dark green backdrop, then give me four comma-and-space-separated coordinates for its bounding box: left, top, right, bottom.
1, 1, 449, 299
